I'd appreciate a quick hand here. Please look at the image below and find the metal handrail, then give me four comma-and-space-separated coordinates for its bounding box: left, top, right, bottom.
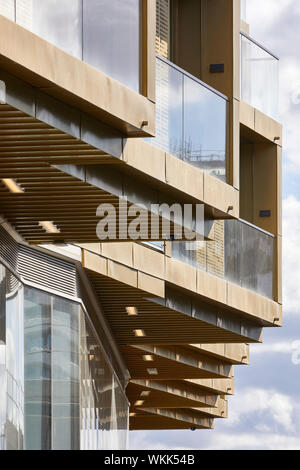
239, 218, 275, 239
156, 54, 229, 102
240, 32, 279, 61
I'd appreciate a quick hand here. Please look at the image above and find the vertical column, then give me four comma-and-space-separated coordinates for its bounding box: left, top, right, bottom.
142, 0, 156, 101
201, 0, 241, 191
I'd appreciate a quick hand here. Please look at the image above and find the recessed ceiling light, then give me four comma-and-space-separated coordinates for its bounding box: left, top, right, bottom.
126, 306, 138, 316
140, 391, 151, 397
2, 178, 23, 194
143, 355, 154, 362
39, 221, 60, 234
134, 400, 144, 407
129, 412, 136, 417
147, 368, 158, 375
134, 329, 145, 337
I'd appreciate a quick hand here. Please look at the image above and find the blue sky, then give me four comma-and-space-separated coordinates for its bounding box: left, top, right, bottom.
130, 1, 300, 450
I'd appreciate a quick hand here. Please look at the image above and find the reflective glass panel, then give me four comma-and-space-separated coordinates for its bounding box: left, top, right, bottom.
11, 1, 141, 92
172, 219, 274, 299
0, 0, 15, 20
149, 58, 183, 157
52, 297, 80, 450
240, 0, 247, 22
24, 287, 51, 450
5, 271, 24, 450
0, 265, 6, 450
16, 0, 82, 59
241, 34, 279, 120
1, 272, 128, 450
148, 57, 228, 181
83, 0, 140, 91
183, 76, 227, 181
80, 310, 129, 450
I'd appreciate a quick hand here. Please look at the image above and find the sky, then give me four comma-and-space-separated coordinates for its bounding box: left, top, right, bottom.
130, 1, 300, 450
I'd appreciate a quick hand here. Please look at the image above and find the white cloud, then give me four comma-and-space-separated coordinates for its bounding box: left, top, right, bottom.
228, 388, 295, 433
246, 1, 300, 174
204, 432, 300, 450
283, 196, 300, 314
246, 0, 294, 34
130, 432, 193, 451
255, 423, 272, 433
250, 341, 295, 355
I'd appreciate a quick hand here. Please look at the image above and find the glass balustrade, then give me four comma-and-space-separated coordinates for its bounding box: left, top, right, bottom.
0, 0, 141, 92
241, 33, 279, 120
172, 219, 274, 299
147, 56, 229, 182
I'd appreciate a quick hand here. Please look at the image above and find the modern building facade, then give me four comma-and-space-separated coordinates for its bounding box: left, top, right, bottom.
0, 0, 282, 450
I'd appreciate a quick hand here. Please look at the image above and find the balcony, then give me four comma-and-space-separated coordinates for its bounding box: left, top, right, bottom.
240, 33, 279, 121
147, 56, 229, 182
0, 0, 141, 93
172, 219, 274, 300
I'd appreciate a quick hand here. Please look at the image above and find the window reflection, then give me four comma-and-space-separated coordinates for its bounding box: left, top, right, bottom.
172, 219, 274, 299
52, 297, 80, 450
0, 0, 15, 20
24, 288, 51, 450
240, 34, 279, 120
5, 271, 24, 450
83, 0, 140, 91
148, 57, 228, 181
16, 0, 83, 59
0, 270, 128, 450
80, 311, 128, 450
7, 0, 141, 92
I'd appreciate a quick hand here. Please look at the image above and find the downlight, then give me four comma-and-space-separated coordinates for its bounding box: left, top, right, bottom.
2, 178, 23, 193
39, 221, 60, 234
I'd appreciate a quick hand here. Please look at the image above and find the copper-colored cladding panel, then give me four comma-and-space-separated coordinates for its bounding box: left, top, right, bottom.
185, 377, 234, 396
127, 380, 219, 409
86, 269, 263, 345
240, 102, 282, 145
171, 0, 202, 78
0, 104, 201, 244
121, 345, 233, 380
131, 400, 227, 420
187, 343, 249, 365
130, 408, 214, 431
142, 0, 156, 102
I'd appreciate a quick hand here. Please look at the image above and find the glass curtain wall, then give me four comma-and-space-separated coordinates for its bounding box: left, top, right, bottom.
0, 266, 128, 450
80, 310, 128, 450
0, 268, 24, 450
0, 265, 5, 450
0, 0, 141, 92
